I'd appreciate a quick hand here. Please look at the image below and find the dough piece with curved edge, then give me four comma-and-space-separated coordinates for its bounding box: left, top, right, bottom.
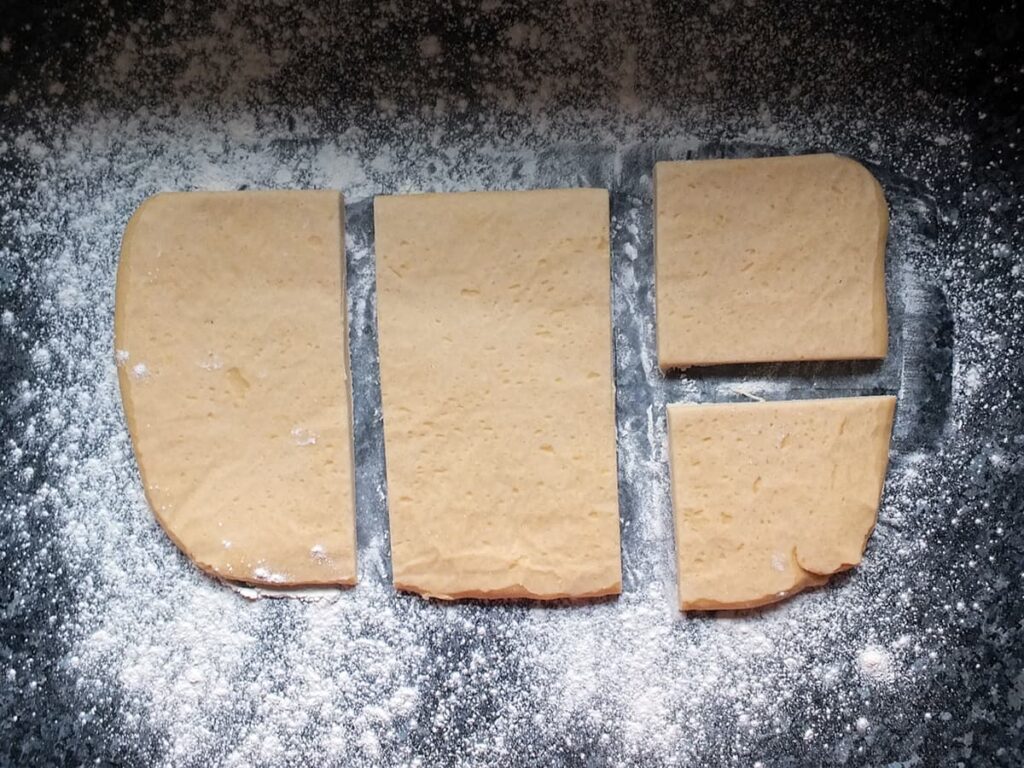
655, 153, 889, 368
115, 190, 356, 587
667, 396, 895, 611
374, 188, 621, 601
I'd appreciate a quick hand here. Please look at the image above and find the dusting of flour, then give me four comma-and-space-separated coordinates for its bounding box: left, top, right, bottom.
2, 2, 1020, 766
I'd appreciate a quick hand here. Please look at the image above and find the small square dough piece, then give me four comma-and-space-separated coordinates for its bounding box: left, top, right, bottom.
655, 153, 889, 368
115, 190, 357, 586
374, 188, 622, 600
667, 396, 896, 611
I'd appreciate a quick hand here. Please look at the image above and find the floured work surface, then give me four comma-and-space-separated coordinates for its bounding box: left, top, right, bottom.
374, 188, 621, 600
115, 190, 357, 586
6, 111, 964, 766
655, 153, 889, 368
667, 396, 896, 611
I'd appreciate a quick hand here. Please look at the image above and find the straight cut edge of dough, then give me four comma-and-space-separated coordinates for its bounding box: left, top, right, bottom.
115, 190, 358, 588
392, 578, 621, 603
667, 395, 896, 612
653, 153, 890, 369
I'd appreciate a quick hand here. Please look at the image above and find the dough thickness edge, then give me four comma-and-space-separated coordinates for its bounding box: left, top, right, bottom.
681, 571, 830, 612
114, 191, 358, 589
394, 578, 622, 602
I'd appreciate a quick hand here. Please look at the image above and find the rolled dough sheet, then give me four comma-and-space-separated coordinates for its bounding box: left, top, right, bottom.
655, 153, 889, 368
667, 396, 895, 611
374, 188, 621, 600
115, 190, 356, 586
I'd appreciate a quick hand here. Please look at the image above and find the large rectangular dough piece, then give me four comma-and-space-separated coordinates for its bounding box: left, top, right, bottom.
374, 188, 621, 600
116, 190, 356, 586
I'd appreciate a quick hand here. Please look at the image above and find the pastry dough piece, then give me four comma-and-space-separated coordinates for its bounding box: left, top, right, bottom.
374, 189, 621, 600
115, 190, 356, 586
655, 154, 889, 368
667, 396, 895, 610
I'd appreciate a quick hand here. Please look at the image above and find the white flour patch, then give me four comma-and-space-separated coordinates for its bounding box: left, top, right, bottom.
857, 644, 895, 684
290, 426, 318, 446
252, 567, 289, 584
30, 347, 51, 368
198, 352, 223, 371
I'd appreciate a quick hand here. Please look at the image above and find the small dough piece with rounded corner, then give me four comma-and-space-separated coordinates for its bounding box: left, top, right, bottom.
115, 190, 356, 587
655, 153, 889, 368
667, 396, 895, 611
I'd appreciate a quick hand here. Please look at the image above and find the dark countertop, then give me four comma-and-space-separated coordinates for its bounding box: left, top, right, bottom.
1, 2, 1022, 766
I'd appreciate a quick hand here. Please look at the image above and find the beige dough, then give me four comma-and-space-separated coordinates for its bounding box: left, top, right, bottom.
655, 153, 889, 368
374, 189, 621, 600
115, 190, 356, 586
667, 396, 895, 611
